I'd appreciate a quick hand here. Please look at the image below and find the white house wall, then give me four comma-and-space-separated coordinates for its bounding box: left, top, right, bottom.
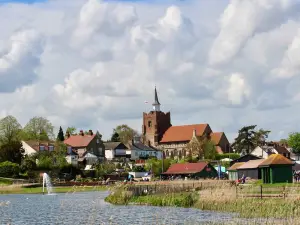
21, 141, 37, 156
251, 146, 268, 159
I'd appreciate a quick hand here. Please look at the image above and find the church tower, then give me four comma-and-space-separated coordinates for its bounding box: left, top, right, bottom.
142, 87, 172, 147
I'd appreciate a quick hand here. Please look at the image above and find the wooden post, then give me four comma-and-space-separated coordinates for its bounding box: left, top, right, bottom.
260, 185, 263, 199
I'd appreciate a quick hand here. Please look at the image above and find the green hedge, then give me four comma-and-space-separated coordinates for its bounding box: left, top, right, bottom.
0, 161, 20, 178
215, 153, 240, 160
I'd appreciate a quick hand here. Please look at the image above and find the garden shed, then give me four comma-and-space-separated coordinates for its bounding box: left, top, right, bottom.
227, 162, 245, 181
259, 154, 294, 184
236, 159, 265, 180
162, 162, 218, 179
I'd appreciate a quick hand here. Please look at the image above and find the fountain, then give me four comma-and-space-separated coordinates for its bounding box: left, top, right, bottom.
42, 173, 54, 195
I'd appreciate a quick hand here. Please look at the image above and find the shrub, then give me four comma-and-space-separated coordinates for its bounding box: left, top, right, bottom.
0, 161, 20, 178
215, 153, 240, 160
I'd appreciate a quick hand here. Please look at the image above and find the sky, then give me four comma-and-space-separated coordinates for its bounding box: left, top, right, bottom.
0, 0, 300, 142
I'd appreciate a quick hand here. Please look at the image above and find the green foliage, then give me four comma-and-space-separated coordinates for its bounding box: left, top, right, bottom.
130, 193, 197, 208
34, 148, 68, 170
215, 153, 240, 160
110, 132, 120, 142
288, 132, 300, 154
132, 165, 146, 172
113, 124, 138, 144
20, 156, 37, 172
57, 126, 65, 142
22, 117, 54, 141
145, 158, 173, 175
203, 140, 217, 160
0, 115, 22, 144
232, 125, 257, 154
0, 161, 20, 178
253, 129, 271, 147
94, 162, 116, 178
0, 141, 25, 164
66, 127, 77, 135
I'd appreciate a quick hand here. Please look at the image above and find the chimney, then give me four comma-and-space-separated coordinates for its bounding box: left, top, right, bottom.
79, 130, 84, 136
88, 130, 93, 135
192, 129, 197, 137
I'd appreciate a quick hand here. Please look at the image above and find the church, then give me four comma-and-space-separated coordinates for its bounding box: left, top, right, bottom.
142, 87, 231, 158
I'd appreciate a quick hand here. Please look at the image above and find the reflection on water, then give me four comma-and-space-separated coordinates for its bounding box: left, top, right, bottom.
0, 191, 235, 225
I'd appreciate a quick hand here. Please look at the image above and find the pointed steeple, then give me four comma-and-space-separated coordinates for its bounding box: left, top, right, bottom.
152, 86, 161, 111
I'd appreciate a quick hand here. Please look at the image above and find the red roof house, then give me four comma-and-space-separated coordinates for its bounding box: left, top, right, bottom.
162, 162, 218, 178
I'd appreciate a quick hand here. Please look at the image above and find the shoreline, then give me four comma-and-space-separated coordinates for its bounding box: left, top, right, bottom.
0, 185, 108, 194
104, 184, 300, 220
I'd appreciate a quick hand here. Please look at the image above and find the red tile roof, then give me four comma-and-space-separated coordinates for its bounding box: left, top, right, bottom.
163, 162, 209, 174
210, 132, 223, 144
160, 124, 208, 143
64, 134, 96, 147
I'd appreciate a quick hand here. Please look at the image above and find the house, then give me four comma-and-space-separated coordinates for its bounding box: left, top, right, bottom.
22, 140, 56, 156
230, 154, 262, 166
227, 162, 245, 181
64, 130, 105, 164
142, 87, 231, 158
104, 142, 129, 161
65, 149, 79, 167
127, 136, 163, 160
236, 159, 265, 180
162, 162, 218, 179
251, 143, 290, 159
259, 154, 294, 184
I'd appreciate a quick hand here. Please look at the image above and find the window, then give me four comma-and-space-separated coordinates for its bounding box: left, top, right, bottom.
39, 145, 45, 151
49, 146, 54, 151
135, 152, 138, 156
97, 139, 99, 144
67, 146, 72, 154
148, 121, 152, 128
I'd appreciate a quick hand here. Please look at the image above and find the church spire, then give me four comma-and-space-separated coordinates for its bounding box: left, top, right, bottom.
152, 86, 161, 111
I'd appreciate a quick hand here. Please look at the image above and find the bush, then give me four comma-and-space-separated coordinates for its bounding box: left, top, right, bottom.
0, 161, 20, 178
215, 153, 240, 160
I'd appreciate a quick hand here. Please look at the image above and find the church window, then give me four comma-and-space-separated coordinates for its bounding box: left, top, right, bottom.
148, 121, 152, 128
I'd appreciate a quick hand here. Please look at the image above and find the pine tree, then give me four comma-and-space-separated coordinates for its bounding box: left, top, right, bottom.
57, 126, 65, 142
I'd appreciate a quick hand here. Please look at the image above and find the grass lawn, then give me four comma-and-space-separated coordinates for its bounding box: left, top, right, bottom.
0, 178, 13, 186
0, 185, 108, 194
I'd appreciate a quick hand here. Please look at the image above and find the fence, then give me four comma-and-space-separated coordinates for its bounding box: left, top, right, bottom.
126, 180, 300, 199
236, 185, 300, 199
127, 180, 233, 196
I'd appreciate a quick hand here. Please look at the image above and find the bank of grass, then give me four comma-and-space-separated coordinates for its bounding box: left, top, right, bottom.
105, 183, 300, 220
0, 185, 108, 194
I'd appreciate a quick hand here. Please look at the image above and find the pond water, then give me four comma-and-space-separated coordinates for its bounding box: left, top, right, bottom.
0, 191, 236, 225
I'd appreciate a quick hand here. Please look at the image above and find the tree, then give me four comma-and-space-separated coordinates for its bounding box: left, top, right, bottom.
288, 132, 300, 154
185, 137, 206, 160
253, 129, 271, 147
0, 141, 25, 164
203, 140, 217, 160
57, 126, 65, 142
279, 139, 288, 146
0, 115, 22, 144
66, 127, 76, 135
23, 117, 54, 141
113, 124, 138, 144
232, 125, 257, 154
110, 132, 120, 142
